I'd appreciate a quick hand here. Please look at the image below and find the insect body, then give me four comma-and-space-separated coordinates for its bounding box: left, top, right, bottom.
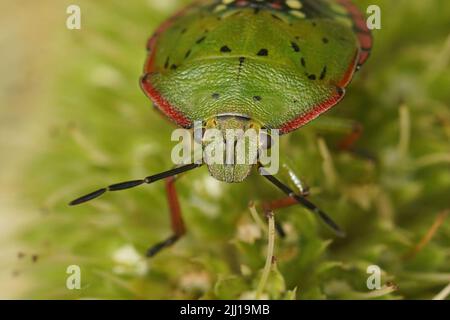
141, 0, 372, 182
71, 0, 372, 256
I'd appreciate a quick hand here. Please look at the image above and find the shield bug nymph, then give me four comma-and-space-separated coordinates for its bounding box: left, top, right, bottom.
70, 0, 372, 257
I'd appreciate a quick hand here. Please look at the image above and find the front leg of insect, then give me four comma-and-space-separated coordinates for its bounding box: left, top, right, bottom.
146, 175, 185, 257
308, 116, 377, 161
70, 0, 372, 256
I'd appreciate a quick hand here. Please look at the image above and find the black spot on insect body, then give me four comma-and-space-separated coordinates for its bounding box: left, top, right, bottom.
171, 64, 178, 70
237, 57, 246, 80
308, 74, 317, 80
212, 93, 220, 99
301, 57, 306, 67
221, 45, 232, 53
312, 22, 317, 27
320, 66, 327, 80
164, 57, 170, 69
257, 49, 269, 56
322, 37, 329, 44
253, 96, 262, 102
181, 28, 187, 34
196, 36, 206, 44
185, 50, 191, 59
291, 41, 300, 52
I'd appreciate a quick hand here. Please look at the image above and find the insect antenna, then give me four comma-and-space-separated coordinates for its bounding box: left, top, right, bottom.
69, 163, 202, 206
258, 165, 345, 237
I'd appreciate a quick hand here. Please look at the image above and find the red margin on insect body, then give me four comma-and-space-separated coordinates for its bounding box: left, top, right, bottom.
280, 0, 373, 135
338, 50, 360, 87
141, 75, 192, 128
141, 4, 195, 128
279, 48, 359, 135
336, 0, 373, 67
280, 89, 345, 134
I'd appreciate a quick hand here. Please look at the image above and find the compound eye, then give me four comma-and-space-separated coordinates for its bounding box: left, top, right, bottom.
206, 118, 218, 128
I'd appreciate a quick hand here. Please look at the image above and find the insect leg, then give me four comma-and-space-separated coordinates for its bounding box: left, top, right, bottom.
336, 122, 377, 161
309, 117, 376, 161
261, 197, 297, 239
147, 175, 186, 257
260, 188, 310, 237
337, 122, 363, 151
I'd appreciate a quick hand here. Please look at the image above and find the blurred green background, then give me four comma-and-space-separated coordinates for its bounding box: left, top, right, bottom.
0, 0, 449, 299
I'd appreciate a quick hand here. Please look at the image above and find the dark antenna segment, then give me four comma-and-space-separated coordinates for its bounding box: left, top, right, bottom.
258, 165, 345, 237
69, 163, 202, 206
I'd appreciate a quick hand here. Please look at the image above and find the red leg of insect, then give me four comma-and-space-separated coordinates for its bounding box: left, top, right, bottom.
147, 176, 186, 257
335, 121, 378, 161
312, 117, 375, 161
337, 122, 363, 152
261, 198, 298, 238
262, 197, 298, 213
259, 168, 311, 237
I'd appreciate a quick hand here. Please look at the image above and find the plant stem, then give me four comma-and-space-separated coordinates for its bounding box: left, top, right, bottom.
433, 282, 450, 300
256, 211, 275, 300
249, 202, 269, 234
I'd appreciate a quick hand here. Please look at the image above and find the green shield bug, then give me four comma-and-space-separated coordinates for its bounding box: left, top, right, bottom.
71, 0, 373, 257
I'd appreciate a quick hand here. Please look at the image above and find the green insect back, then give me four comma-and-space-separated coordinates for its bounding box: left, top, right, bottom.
141, 0, 372, 182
